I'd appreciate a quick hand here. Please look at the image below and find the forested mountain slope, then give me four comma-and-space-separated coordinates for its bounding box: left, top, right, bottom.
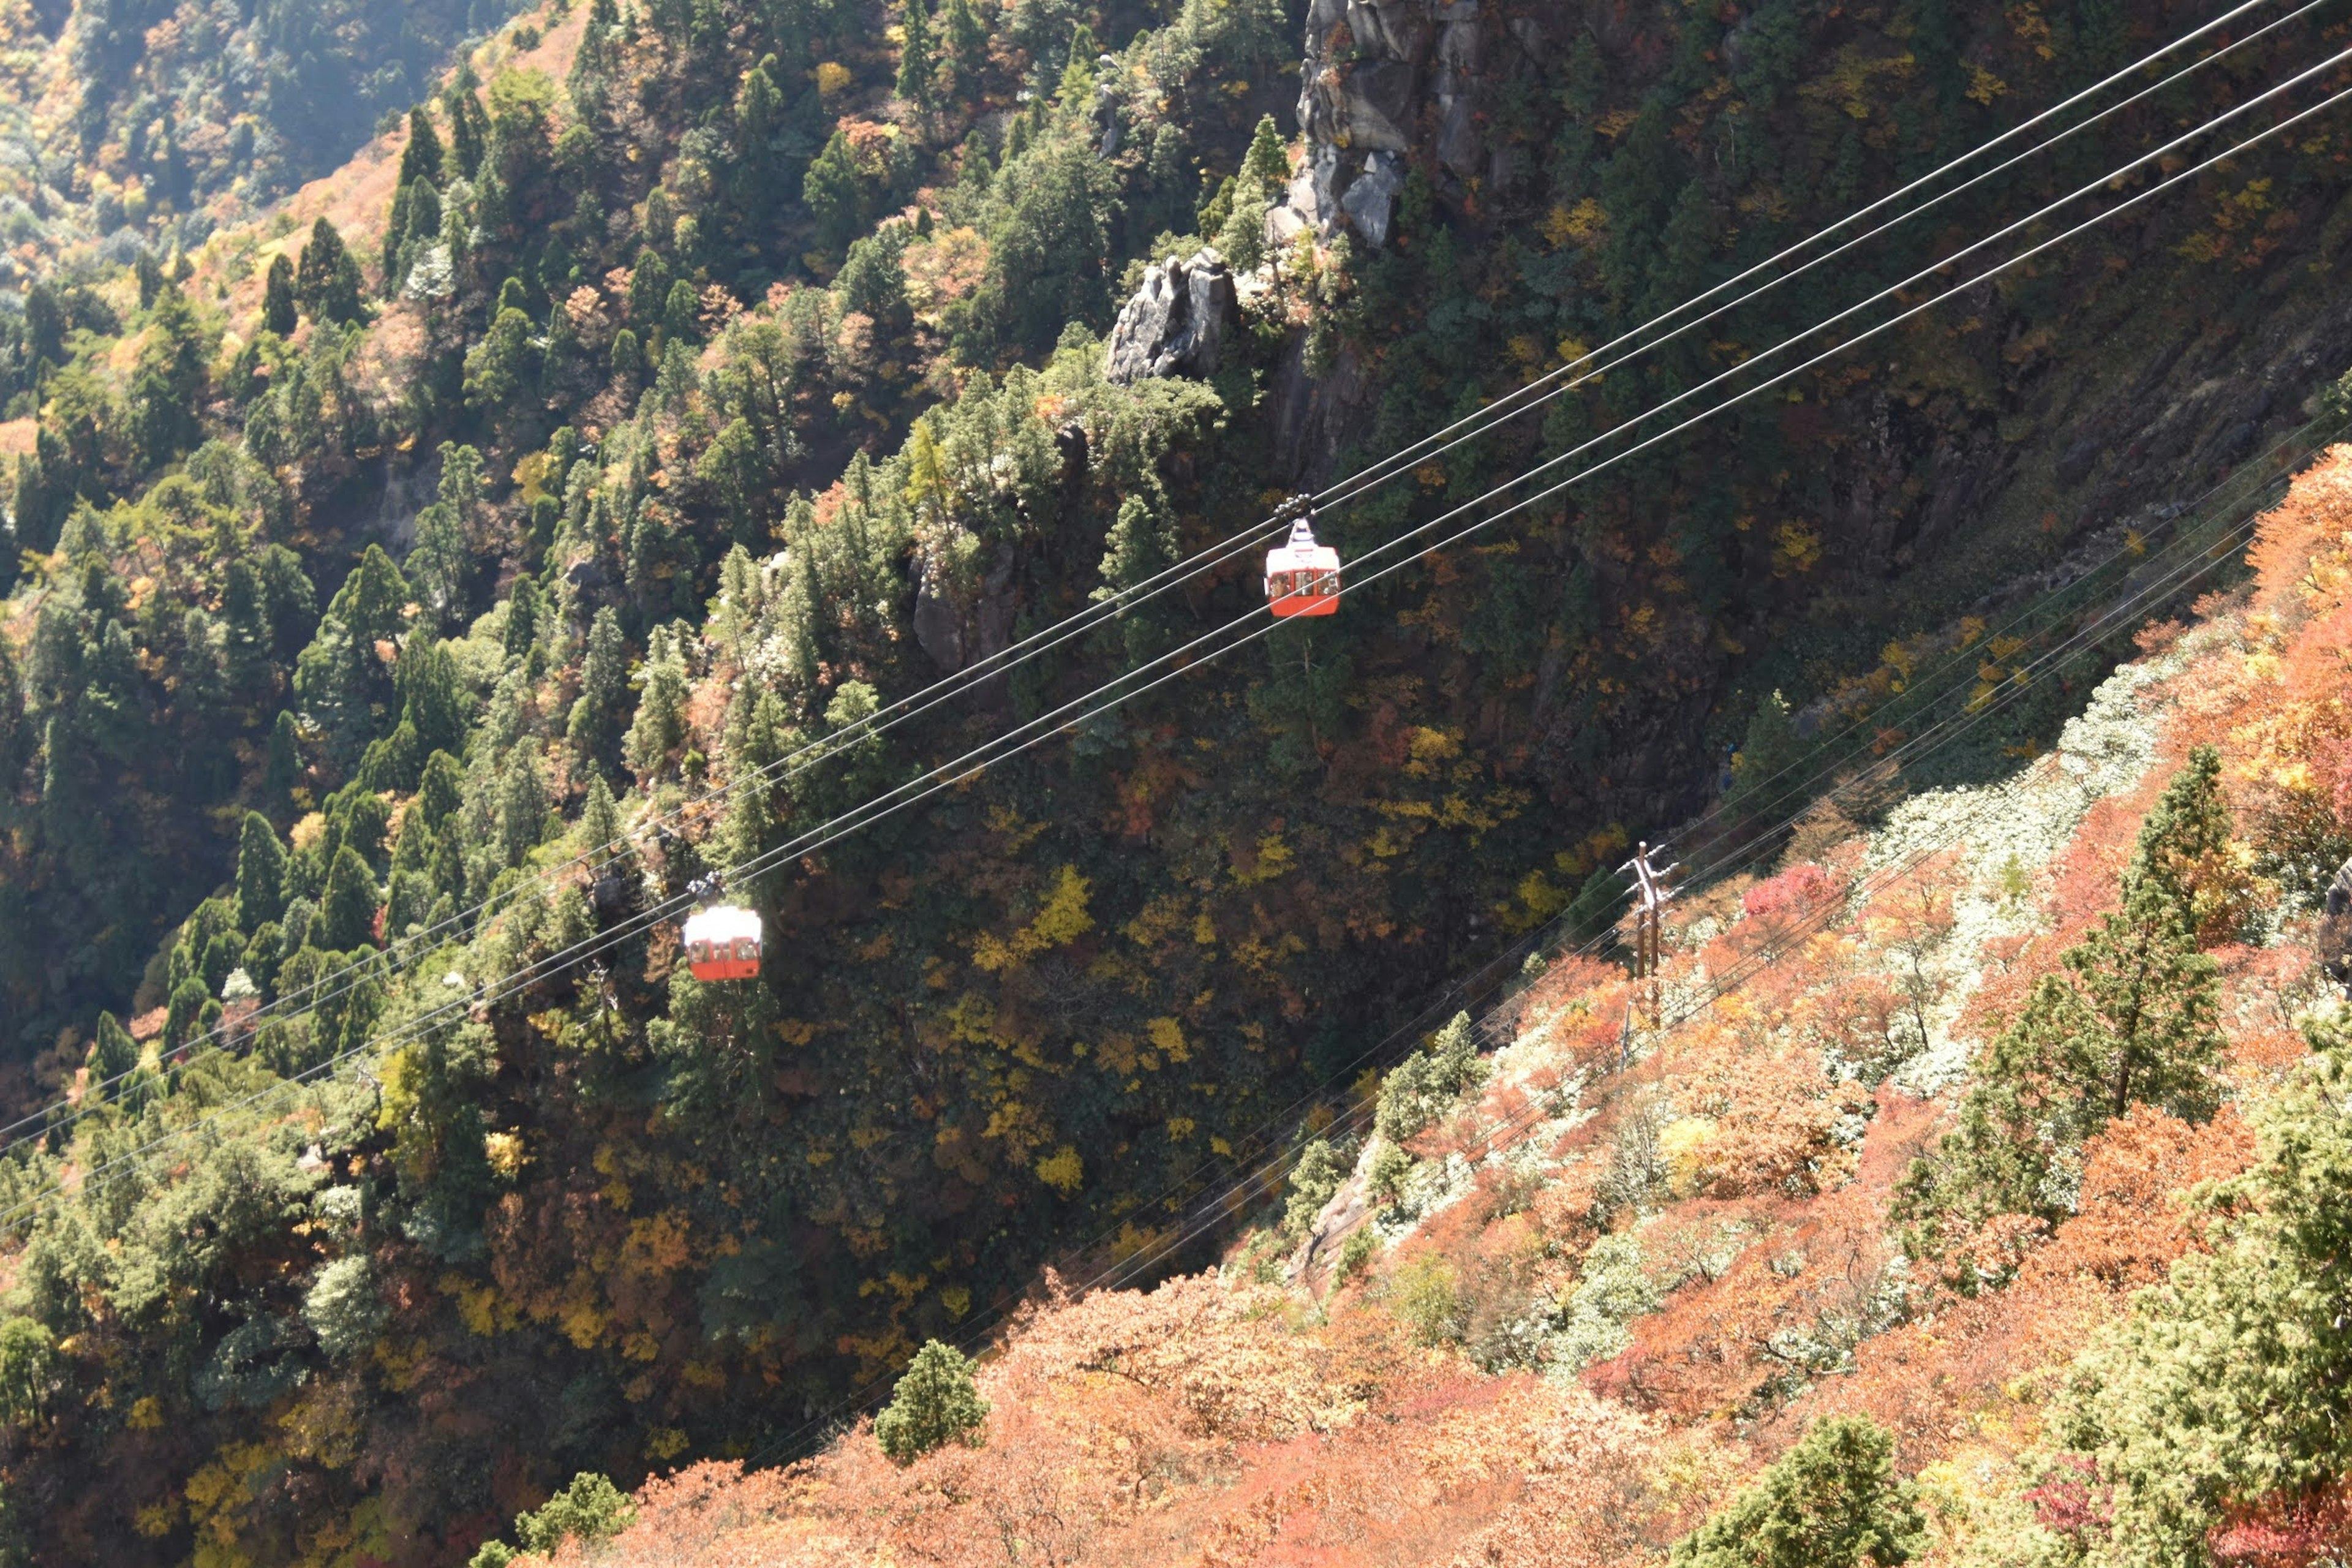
0, 0, 2350, 1562
488, 440, 2352, 1568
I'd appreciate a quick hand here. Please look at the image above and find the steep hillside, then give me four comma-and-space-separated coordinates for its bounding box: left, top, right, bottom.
4, 1, 2352, 1562
484, 440, 2352, 1568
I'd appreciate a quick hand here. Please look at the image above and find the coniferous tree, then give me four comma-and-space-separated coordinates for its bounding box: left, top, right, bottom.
898, 0, 938, 113
804, 130, 864, 255
874, 1340, 989, 1463
320, 844, 379, 950
262, 255, 298, 336
624, 626, 691, 782
398, 105, 445, 190
1671, 1415, 1921, 1568
88, 1009, 137, 1096
944, 0, 988, 100
1896, 750, 2233, 1267
129, 285, 208, 471
2125, 742, 2244, 944
416, 749, 464, 831
265, 709, 303, 799
237, 812, 288, 932
295, 218, 364, 325
567, 608, 630, 773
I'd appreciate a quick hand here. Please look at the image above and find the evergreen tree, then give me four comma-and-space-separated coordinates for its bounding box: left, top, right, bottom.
625, 247, 671, 328
1242, 113, 1289, 189
0, 1317, 56, 1430
295, 219, 364, 326
163, 974, 209, 1050
567, 608, 629, 773
294, 545, 410, 759
944, 0, 988, 99
417, 749, 464, 830
662, 279, 700, 345
804, 130, 864, 255
609, 328, 643, 385
320, 843, 379, 950
1897, 752, 2233, 1265
897, 0, 938, 113
1727, 689, 1806, 821
395, 636, 471, 756
129, 285, 208, 471
2124, 742, 2242, 944
398, 105, 445, 190
88, 1010, 138, 1096
1671, 1415, 1921, 1568
874, 1339, 989, 1463
463, 305, 537, 418
265, 709, 303, 798
262, 255, 298, 336
624, 625, 691, 782
237, 812, 288, 932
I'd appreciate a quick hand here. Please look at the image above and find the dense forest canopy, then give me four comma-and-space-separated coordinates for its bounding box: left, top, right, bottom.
0, 0, 2349, 1561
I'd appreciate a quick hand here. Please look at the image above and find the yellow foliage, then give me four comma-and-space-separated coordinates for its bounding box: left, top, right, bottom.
1167, 1117, 1197, 1142
972, 864, 1095, 971
646, 1426, 690, 1460
135, 1502, 177, 1538
941, 1284, 973, 1319
127, 1395, 164, 1430
1231, 830, 1295, 884
483, 1130, 527, 1177
1147, 1016, 1192, 1064
1035, 1144, 1084, 1194
815, 60, 852, 95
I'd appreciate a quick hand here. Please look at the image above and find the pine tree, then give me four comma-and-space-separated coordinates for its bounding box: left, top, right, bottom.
398, 105, 445, 190
262, 254, 298, 336
897, 0, 938, 113
874, 1340, 989, 1463
1896, 752, 2233, 1264
320, 844, 380, 950
396, 636, 471, 756
1671, 1415, 1921, 1568
626, 247, 671, 327
237, 812, 288, 932
2124, 742, 2244, 945
1242, 113, 1289, 190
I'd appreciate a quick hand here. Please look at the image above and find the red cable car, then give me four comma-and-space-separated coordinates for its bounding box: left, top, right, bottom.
683, 903, 763, 981
1265, 514, 1341, 617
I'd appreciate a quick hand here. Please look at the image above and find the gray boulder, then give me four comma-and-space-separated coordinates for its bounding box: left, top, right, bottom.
1105, 249, 1237, 383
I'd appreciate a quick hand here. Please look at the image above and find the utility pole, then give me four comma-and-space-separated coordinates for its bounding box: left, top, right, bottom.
1623, 840, 1677, 1031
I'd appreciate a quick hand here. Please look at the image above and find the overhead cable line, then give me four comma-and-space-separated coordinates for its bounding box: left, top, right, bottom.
16, 62, 2342, 1259
36, 0, 2310, 1137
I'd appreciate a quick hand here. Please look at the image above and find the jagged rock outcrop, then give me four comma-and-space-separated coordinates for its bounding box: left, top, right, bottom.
1104, 249, 1236, 383
1279, 0, 1498, 249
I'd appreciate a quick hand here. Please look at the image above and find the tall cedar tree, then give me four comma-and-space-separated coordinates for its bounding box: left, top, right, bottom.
295, 219, 364, 325
262, 254, 298, 336
398, 105, 445, 189
898, 0, 937, 112
236, 812, 288, 932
